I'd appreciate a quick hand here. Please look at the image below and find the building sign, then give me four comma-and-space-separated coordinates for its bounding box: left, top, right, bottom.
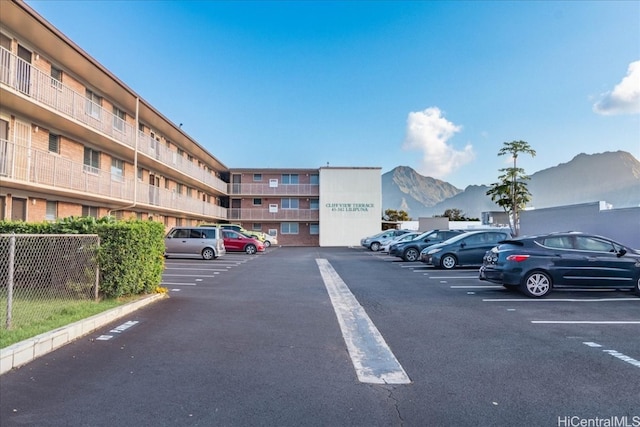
325, 203, 375, 212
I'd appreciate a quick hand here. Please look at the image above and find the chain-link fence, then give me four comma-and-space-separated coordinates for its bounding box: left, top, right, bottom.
0, 234, 100, 330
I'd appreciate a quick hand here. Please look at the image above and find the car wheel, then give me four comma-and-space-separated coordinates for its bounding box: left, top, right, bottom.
441, 254, 457, 270
404, 248, 419, 262
264, 240, 271, 248
245, 244, 257, 255
635, 275, 640, 297
521, 271, 552, 298
370, 242, 381, 251
202, 248, 215, 260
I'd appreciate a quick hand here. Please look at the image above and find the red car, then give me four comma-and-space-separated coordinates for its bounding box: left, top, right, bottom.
221, 229, 265, 254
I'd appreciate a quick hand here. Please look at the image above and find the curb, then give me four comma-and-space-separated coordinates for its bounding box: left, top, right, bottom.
0, 293, 167, 375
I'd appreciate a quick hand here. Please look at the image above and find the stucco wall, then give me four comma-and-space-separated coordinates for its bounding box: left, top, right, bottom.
319, 167, 382, 247
519, 202, 640, 248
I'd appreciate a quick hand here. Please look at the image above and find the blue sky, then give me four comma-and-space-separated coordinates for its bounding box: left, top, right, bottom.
26, 1, 640, 189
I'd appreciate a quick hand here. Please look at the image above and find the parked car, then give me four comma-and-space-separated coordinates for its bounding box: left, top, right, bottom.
390, 229, 465, 262
479, 231, 640, 298
381, 232, 421, 253
164, 226, 226, 260
361, 229, 412, 251
221, 229, 265, 254
262, 233, 278, 247
201, 223, 267, 243
419, 229, 511, 269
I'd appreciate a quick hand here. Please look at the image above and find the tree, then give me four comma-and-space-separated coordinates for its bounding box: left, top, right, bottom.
440, 208, 465, 221
486, 140, 536, 236
383, 209, 411, 222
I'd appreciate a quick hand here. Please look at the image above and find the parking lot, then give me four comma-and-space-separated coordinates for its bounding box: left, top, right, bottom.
1, 247, 638, 426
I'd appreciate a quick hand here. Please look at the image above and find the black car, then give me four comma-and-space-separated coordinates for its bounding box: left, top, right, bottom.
389, 229, 465, 262
479, 231, 640, 298
420, 229, 511, 269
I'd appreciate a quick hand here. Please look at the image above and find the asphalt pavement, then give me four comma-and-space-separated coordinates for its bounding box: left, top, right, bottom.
1, 247, 638, 426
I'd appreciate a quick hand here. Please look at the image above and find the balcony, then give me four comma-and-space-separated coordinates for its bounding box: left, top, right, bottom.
0, 47, 228, 195
229, 183, 319, 196
228, 208, 319, 221
0, 138, 227, 219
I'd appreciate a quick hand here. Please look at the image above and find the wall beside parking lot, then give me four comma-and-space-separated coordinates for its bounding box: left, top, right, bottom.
519, 201, 640, 248
319, 167, 382, 246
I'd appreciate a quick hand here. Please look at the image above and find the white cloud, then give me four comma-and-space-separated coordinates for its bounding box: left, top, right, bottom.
593, 60, 640, 115
401, 107, 474, 178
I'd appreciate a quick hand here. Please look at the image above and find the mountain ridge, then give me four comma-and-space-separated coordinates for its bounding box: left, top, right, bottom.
382, 150, 640, 219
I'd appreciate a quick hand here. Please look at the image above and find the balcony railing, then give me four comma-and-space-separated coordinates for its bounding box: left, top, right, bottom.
229, 183, 320, 196
137, 131, 227, 193
0, 138, 227, 219
0, 47, 228, 195
228, 208, 319, 221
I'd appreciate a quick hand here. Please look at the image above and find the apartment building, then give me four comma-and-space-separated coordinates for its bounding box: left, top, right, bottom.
0, 0, 229, 228
0, 1, 383, 247
229, 168, 321, 246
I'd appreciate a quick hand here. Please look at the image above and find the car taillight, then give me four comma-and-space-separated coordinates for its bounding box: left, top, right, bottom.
506, 254, 530, 262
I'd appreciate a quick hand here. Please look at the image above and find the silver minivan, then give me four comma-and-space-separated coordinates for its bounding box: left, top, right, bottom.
164, 226, 226, 260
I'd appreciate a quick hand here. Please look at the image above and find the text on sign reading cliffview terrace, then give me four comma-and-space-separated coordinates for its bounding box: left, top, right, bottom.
325, 203, 374, 212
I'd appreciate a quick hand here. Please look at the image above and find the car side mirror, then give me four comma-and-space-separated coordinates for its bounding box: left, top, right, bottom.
617, 248, 627, 257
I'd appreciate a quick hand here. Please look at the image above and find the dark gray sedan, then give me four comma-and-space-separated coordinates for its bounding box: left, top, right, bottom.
479, 231, 640, 297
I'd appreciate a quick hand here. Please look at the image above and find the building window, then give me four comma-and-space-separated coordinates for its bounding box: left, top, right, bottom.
44, 200, 58, 221
137, 167, 143, 180
113, 106, 126, 132
45, 201, 57, 221
282, 174, 299, 184
253, 173, 262, 182
310, 224, 319, 235
187, 187, 193, 198
177, 148, 184, 157
252, 223, 262, 231
281, 222, 299, 235
48, 133, 59, 153
310, 199, 319, 210
50, 66, 62, 89
111, 158, 124, 181
114, 210, 123, 220
253, 198, 262, 206
83, 147, 100, 174
310, 174, 319, 185
85, 89, 102, 118
176, 183, 183, 195
281, 198, 299, 209
82, 205, 99, 218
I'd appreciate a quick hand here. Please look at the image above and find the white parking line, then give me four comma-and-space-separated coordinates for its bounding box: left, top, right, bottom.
532, 321, 640, 324
161, 282, 196, 286
451, 285, 503, 289
316, 258, 411, 385
162, 274, 219, 277
583, 342, 640, 369
483, 298, 640, 302
429, 276, 476, 279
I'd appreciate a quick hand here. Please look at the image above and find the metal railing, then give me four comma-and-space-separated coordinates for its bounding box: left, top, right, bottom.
0, 138, 228, 218
1, 138, 135, 200
228, 208, 319, 221
0, 234, 100, 330
0, 46, 229, 195
229, 183, 320, 196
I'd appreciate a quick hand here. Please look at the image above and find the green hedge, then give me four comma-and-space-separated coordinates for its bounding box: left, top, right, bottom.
0, 217, 165, 298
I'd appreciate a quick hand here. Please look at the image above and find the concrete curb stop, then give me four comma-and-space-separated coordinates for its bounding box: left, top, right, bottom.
0, 293, 167, 375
